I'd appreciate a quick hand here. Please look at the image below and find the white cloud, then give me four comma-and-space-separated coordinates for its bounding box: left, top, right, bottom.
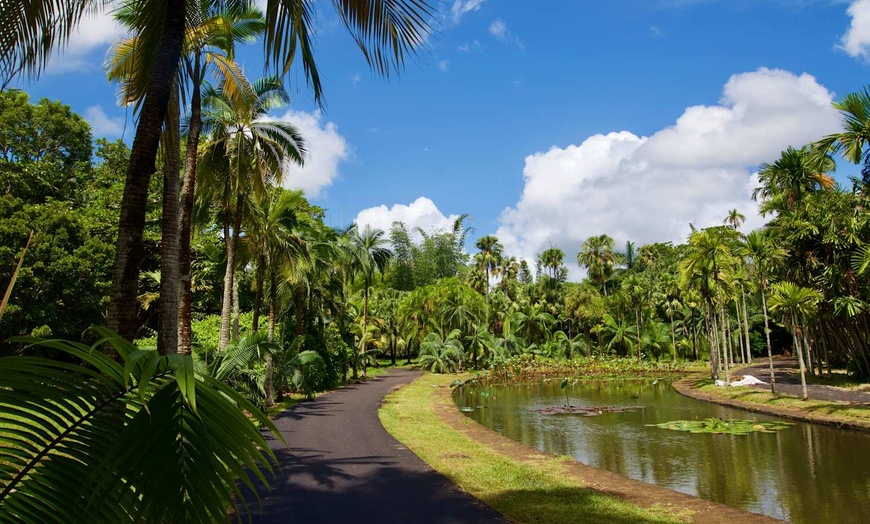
270, 110, 349, 198
451, 0, 486, 24
355, 197, 460, 241
489, 18, 508, 40
84, 105, 126, 138
840, 0, 870, 59
488, 18, 524, 49
438, 60, 450, 72
47, 10, 126, 74
496, 68, 842, 279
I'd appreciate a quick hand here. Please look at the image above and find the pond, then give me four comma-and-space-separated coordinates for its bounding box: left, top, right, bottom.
453, 379, 870, 523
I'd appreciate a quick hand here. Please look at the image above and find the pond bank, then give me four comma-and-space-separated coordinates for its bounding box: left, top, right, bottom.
381, 373, 781, 524
672, 374, 870, 432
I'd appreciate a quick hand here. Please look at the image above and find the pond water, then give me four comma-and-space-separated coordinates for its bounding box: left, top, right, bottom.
453, 380, 870, 523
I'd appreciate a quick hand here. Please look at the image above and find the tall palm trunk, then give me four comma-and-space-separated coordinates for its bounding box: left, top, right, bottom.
761, 287, 776, 393
794, 322, 809, 400
108, 0, 187, 345
741, 286, 751, 363
219, 193, 243, 349
265, 270, 277, 407
721, 305, 730, 384
362, 281, 370, 377
252, 256, 265, 332
157, 87, 182, 355
232, 276, 240, 339
178, 52, 202, 355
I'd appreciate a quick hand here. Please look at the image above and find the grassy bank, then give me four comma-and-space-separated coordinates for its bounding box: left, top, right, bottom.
379, 373, 687, 524
675, 376, 870, 431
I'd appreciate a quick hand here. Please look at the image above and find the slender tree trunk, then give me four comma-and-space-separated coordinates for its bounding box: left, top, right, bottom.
177, 51, 202, 356
252, 257, 264, 332
635, 309, 642, 361
232, 276, 240, 340
362, 281, 369, 378
157, 88, 181, 355
735, 302, 745, 365
721, 305, 730, 384
741, 286, 751, 363
268, 274, 277, 342
108, 0, 187, 345
795, 324, 809, 400
760, 287, 776, 393
219, 194, 243, 349
669, 312, 676, 361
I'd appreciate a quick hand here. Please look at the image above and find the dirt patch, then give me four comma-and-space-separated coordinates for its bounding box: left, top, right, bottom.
673, 375, 870, 432
432, 384, 782, 524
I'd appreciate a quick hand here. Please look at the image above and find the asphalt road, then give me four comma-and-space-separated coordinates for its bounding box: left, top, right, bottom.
241, 368, 508, 523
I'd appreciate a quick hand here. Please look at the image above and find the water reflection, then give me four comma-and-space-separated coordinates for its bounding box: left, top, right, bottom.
453, 380, 870, 524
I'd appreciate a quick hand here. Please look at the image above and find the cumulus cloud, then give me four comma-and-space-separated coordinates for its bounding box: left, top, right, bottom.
355, 197, 460, 241
496, 68, 842, 279
46, 10, 126, 73
84, 105, 126, 138
840, 0, 870, 59
451, 0, 486, 24
270, 110, 349, 198
488, 18, 524, 49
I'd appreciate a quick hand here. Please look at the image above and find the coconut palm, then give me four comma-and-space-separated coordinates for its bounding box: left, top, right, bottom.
0, 0, 433, 343
199, 76, 305, 350
754, 146, 835, 214
724, 209, 745, 230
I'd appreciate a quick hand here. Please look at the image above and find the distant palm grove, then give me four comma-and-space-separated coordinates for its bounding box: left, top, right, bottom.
2, 1, 870, 522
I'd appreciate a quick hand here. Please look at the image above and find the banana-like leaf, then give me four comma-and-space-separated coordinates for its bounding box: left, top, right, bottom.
0, 330, 282, 523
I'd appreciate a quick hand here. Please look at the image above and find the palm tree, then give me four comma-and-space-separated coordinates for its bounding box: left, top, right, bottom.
475, 235, 503, 298
199, 76, 305, 350
1, 0, 433, 343
724, 209, 745, 229
768, 282, 823, 400
814, 86, 870, 183
350, 225, 392, 377
754, 146, 834, 213
418, 329, 465, 373
740, 229, 785, 392
579, 234, 617, 295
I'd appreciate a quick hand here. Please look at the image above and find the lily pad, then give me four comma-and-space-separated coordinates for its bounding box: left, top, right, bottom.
646, 418, 792, 435
530, 405, 642, 416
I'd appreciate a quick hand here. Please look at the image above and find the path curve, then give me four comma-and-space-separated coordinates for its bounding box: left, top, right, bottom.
242, 369, 508, 523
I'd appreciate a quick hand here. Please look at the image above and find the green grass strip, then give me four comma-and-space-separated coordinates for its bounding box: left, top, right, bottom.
379, 374, 685, 524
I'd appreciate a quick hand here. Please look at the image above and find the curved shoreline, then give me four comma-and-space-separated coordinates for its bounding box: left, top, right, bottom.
425, 377, 781, 524
672, 375, 870, 433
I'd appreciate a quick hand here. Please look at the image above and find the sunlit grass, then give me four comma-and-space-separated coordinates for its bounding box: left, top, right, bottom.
379, 374, 686, 524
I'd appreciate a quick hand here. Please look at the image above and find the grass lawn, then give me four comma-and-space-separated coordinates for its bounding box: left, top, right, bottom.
694, 380, 870, 423
379, 373, 687, 524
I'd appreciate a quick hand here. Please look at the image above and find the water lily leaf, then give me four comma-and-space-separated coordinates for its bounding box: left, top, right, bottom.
647, 418, 792, 435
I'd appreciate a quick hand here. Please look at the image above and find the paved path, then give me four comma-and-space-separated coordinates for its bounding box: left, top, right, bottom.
735, 359, 870, 404
242, 369, 507, 523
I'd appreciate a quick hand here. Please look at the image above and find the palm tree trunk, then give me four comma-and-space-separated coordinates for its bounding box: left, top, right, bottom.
634, 309, 642, 361
265, 273, 276, 407
268, 273, 277, 342
795, 324, 809, 400
362, 281, 369, 378
741, 286, 751, 363
108, 0, 187, 345
252, 256, 264, 332
157, 88, 181, 355
669, 312, 676, 361
178, 51, 202, 356
721, 305, 730, 384
219, 194, 243, 350
761, 287, 776, 393
232, 276, 240, 340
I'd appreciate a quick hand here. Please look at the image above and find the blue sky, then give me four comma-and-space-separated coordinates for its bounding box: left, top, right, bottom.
14, 0, 870, 272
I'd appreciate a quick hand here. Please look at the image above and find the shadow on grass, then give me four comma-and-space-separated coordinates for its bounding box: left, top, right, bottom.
485, 487, 679, 524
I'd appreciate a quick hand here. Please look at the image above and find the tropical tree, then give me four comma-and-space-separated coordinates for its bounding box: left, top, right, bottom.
579, 234, 617, 295
418, 329, 465, 373
814, 85, 870, 183
754, 146, 834, 213
724, 209, 745, 229
199, 76, 305, 350
0, 0, 433, 343
475, 235, 503, 298
350, 225, 392, 377
768, 282, 823, 400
